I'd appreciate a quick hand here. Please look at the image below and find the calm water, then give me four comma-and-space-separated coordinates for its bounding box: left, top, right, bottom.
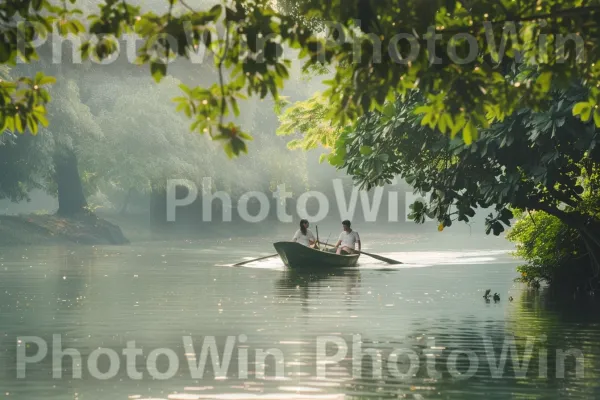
1, 232, 599, 399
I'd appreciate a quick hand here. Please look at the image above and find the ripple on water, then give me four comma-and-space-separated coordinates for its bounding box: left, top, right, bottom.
0, 243, 598, 399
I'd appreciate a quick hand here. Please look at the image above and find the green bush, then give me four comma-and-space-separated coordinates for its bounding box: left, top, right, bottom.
507, 209, 595, 292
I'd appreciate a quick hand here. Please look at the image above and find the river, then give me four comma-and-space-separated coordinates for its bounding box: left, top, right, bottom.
1, 231, 599, 399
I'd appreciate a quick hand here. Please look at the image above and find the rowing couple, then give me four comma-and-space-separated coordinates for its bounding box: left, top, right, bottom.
291, 219, 361, 255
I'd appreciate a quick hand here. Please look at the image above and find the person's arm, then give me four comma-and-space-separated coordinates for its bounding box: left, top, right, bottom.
292, 230, 299, 242
356, 232, 361, 251
308, 230, 316, 246
335, 233, 344, 248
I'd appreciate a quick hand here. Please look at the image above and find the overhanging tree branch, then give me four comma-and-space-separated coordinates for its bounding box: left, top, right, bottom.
438, 6, 600, 34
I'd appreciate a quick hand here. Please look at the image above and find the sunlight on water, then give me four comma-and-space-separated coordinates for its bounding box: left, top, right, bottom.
220, 249, 513, 270
0, 237, 599, 399
165, 395, 345, 399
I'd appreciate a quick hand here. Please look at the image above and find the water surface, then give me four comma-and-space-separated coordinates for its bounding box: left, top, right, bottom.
1, 233, 598, 399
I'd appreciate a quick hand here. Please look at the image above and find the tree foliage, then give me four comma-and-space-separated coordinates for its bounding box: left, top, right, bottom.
506, 210, 584, 289
276, 92, 343, 161
342, 83, 599, 232
0, 67, 52, 202
2, 0, 600, 157
279, 80, 600, 291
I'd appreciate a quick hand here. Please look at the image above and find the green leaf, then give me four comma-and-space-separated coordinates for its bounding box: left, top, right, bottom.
238, 132, 253, 140
5, 116, 14, 132
150, 62, 167, 82
359, 145, 373, 155
572, 102, 586, 115
71, 20, 85, 33
463, 119, 476, 145
382, 102, 395, 118
328, 149, 346, 167
230, 96, 240, 116
438, 113, 450, 134
581, 106, 592, 122
449, 115, 465, 138
57, 21, 68, 36
536, 71, 552, 93
38, 114, 49, 127
14, 115, 23, 132
573, 101, 591, 121
37, 76, 56, 85
414, 105, 431, 115
223, 142, 234, 158
28, 115, 39, 135
209, 4, 223, 18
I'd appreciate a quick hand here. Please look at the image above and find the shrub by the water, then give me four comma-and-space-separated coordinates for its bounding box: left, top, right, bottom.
507, 210, 598, 295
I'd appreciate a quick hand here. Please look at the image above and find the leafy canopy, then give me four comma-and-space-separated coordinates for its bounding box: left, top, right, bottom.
1, 0, 600, 157
278, 75, 599, 234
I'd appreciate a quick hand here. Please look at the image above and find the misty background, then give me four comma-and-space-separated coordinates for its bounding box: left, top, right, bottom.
0, 0, 509, 250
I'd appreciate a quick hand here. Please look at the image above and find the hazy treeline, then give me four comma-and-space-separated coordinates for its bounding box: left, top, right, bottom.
0, 0, 353, 219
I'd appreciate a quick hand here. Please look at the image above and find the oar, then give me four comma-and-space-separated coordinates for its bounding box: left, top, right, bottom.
358, 251, 403, 264
322, 233, 332, 251
319, 242, 403, 264
232, 253, 279, 267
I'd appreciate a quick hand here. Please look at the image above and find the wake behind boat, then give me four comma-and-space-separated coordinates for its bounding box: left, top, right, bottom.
273, 241, 360, 269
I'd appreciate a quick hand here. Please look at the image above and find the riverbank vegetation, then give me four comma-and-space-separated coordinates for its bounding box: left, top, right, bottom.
0, 213, 128, 245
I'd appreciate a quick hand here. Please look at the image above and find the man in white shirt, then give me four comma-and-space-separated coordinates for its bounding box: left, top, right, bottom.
334, 220, 361, 254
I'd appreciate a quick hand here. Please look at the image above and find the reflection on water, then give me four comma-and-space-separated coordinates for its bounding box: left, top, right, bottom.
0, 240, 599, 399
274, 267, 361, 312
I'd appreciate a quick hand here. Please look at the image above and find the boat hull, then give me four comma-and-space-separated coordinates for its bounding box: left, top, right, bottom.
273, 241, 359, 269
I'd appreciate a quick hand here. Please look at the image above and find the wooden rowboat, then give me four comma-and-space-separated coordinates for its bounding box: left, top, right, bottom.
273, 241, 360, 269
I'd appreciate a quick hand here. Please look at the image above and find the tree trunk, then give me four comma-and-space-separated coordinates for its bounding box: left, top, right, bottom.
150, 186, 166, 227
54, 147, 88, 217
120, 187, 134, 214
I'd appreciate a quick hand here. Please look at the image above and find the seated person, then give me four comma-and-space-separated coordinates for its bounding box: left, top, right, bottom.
334, 220, 361, 254
292, 219, 316, 247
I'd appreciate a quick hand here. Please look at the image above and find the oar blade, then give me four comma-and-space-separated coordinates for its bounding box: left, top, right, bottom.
360, 251, 403, 265
316, 242, 403, 264
232, 253, 279, 267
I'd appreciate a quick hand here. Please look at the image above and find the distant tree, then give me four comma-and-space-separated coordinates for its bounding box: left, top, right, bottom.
75, 73, 309, 212
0, 131, 52, 202
80, 75, 222, 210
42, 79, 105, 216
